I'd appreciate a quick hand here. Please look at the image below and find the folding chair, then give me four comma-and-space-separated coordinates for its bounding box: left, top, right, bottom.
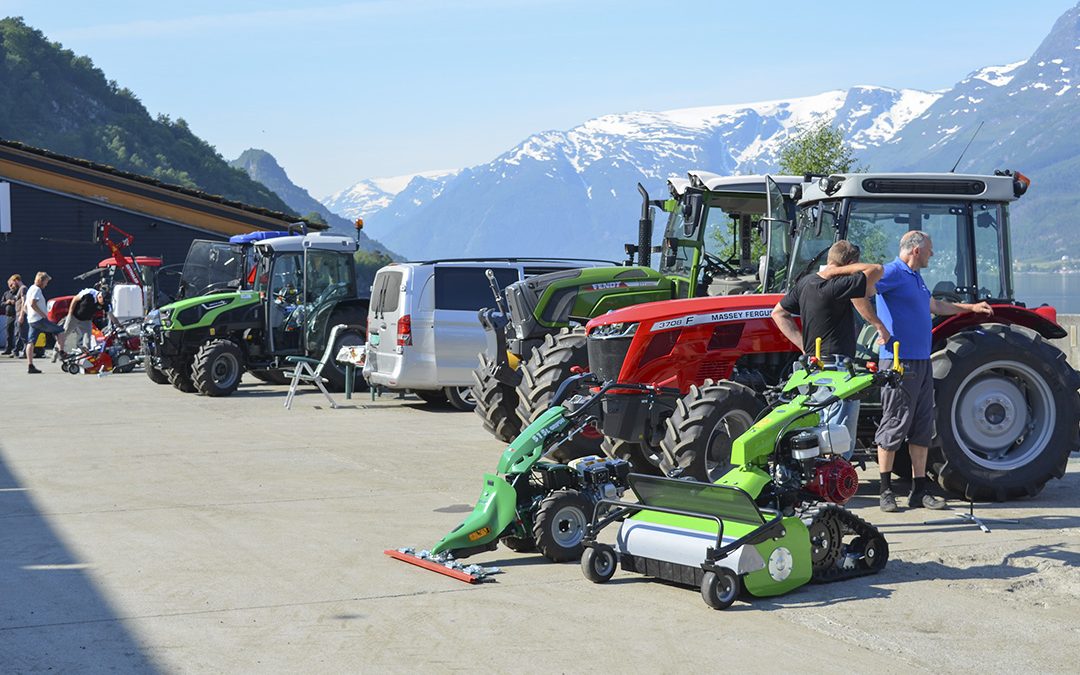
284, 324, 346, 410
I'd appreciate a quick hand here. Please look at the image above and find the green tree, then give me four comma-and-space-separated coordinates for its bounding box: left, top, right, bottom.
355, 249, 394, 292
303, 211, 327, 226
778, 121, 864, 175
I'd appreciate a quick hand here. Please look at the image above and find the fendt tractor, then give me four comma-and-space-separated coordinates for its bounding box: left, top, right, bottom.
584, 170, 1080, 501
143, 231, 367, 396
472, 173, 803, 453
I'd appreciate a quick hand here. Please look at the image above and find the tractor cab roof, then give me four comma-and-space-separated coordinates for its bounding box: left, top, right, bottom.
668, 173, 807, 213
229, 231, 293, 245
253, 232, 358, 254
799, 171, 1027, 205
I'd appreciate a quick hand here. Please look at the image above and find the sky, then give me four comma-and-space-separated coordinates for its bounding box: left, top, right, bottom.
2, 0, 1076, 198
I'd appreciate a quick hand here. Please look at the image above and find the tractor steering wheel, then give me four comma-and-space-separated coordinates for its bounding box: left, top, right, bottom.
702, 251, 739, 278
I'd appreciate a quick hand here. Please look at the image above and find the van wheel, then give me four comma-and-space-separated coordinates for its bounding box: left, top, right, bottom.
444, 386, 476, 412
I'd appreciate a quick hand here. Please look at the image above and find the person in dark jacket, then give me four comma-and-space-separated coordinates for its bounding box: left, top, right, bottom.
3, 274, 26, 357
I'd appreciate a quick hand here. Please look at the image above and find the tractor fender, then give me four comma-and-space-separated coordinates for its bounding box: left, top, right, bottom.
431, 474, 518, 555
932, 304, 1067, 345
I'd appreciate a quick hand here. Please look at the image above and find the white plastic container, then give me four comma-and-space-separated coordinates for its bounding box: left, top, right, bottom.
111, 284, 145, 321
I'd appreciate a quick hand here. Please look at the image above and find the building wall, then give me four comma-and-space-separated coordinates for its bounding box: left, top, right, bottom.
0, 182, 229, 301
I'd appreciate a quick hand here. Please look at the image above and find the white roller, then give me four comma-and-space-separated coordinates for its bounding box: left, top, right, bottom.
616, 519, 765, 574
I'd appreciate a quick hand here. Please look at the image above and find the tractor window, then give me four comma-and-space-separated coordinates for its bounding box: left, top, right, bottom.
846, 200, 973, 302
703, 207, 738, 261
305, 250, 356, 306
972, 203, 1008, 299
657, 207, 697, 280
790, 204, 838, 284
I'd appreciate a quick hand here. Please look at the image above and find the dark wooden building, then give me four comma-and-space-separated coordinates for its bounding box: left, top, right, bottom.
0, 139, 320, 299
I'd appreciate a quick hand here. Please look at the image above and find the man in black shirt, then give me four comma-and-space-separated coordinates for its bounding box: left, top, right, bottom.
771, 240, 887, 457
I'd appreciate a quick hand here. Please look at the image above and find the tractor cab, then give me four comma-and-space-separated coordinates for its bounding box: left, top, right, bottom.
653, 173, 802, 298
789, 171, 1029, 305
176, 231, 293, 300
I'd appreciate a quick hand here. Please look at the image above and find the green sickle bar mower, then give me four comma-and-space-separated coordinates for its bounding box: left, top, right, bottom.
580, 341, 904, 609
387, 374, 679, 583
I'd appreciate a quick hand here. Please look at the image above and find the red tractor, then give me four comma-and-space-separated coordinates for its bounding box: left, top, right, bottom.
586, 170, 1080, 501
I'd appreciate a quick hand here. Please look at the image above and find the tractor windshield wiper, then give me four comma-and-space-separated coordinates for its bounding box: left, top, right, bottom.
794, 245, 831, 282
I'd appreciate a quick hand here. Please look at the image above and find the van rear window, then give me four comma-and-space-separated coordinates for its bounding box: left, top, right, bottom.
435, 267, 519, 311
371, 271, 403, 313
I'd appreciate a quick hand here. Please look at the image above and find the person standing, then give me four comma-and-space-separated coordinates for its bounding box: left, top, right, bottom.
874, 230, 993, 512
1, 274, 22, 354
6, 274, 27, 358
772, 240, 887, 458
23, 272, 64, 374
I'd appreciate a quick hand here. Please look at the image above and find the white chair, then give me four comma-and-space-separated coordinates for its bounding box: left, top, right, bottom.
284, 324, 346, 410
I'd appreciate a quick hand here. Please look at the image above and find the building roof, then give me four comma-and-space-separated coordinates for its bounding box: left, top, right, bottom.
0, 137, 325, 237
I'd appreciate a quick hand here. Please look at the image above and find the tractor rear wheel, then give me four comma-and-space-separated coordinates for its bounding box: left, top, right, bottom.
600, 437, 663, 476
931, 324, 1080, 501
516, 328, 599, 461
657, 380, 763, 481
472, 353, 522, 443
192, 339, 245, 397
318, 327, 366, 393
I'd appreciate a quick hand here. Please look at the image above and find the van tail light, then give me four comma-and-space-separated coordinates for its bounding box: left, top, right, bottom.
396, 315, 412, 346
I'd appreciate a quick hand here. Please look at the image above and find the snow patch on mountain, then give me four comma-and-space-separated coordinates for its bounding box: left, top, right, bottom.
322, 169, 459, 220
970, 60, 1027, 87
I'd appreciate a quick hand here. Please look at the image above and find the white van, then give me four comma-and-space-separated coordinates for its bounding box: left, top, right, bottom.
363, 259, 612, 410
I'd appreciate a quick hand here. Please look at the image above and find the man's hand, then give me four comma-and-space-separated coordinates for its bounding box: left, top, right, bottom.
970, 301, 993, 316
874, 323, 891, 347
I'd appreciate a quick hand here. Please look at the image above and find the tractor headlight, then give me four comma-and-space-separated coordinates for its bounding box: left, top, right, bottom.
157, 308, 172, 328
589, 322, 638, 339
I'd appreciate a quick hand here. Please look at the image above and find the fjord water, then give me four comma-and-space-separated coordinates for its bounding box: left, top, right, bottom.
1014, 272, 1080, 314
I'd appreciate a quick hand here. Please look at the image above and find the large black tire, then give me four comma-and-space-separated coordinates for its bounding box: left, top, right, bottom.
143, 343, 170, 384
444, 386, 476, 412
166, 359, 197, 393
931, 324, 1080, 501
532, 489, 591, 562
600, 437, 663, 476
657, 380, 764, 481
500, 535, 537, 553
472, 353, 522, 443
192, 339, 245, 397
516, 328, 599, 461
249, 369, 291, 385
319, 327, 365, 393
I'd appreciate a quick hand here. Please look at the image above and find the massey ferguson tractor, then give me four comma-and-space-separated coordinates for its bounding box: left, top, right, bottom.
472, 173, 802, 452
584, 170, 1080, 501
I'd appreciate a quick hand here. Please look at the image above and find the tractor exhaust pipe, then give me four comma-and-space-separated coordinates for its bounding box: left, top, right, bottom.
637, 183, 653, 268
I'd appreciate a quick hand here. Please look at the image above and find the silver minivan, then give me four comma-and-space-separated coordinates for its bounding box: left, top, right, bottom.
363, 259, 612, 410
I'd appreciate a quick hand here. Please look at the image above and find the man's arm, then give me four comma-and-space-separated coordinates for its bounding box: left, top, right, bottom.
818, 262, 885, 291
852, 298, 890, 347
930, 298, 993, 317
771, 303, 804, 353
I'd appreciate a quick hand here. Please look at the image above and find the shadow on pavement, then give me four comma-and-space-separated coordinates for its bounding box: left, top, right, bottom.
0, 446, 159, 672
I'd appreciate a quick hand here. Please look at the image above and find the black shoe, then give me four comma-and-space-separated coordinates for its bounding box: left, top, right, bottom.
909, 491, 947, 510
880, 490, 898, 513
28, 364, 41, 374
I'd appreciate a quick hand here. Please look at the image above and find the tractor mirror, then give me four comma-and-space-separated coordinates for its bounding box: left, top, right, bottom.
976, 211, 996, 229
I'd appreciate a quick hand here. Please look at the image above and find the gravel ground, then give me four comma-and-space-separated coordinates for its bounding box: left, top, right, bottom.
1, 357, 1078, 673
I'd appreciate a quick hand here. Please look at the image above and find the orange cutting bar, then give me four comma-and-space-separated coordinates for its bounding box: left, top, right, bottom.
384, 549, 482, 584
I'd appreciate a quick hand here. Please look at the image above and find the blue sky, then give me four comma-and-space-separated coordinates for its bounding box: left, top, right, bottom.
1, 0, 1075, 197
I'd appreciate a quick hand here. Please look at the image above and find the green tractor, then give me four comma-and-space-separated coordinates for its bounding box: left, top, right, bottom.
472, 173, 802, 449
143, 232, 367, 396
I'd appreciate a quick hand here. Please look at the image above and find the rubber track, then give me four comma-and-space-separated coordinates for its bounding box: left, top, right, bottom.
803, 504, 888, 583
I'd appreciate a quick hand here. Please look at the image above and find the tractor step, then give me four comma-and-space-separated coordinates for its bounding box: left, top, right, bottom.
384, 548, 501, 584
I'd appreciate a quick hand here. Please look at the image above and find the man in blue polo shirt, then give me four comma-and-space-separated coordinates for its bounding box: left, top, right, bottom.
875, 230, 993, 512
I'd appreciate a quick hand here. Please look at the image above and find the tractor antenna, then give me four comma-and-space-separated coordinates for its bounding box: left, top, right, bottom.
949, 121, 984, 173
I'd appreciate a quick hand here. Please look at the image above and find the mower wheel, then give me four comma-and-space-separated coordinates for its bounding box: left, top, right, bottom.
533, 489, 591, 562
192, 339, 245, 397
849, 536, 889, 572
931, 324, 1080, 501
701, 569, 740, 610
581, 544, 617, 583
516, 328, 600, 462
472, 353, 522, 443
444, 386, 476, 412
500, 535, 537, 553
658, 380, 763, 481
65, 363, 80, 375
113, 353, 135, 374
600, 437, 663, 476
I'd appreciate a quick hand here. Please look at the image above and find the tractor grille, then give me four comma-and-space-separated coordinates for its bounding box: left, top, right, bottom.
861, 178, 986, 196
588, 334, 633, 382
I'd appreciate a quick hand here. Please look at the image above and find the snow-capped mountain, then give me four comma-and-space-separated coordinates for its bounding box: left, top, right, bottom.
340, 86, 938, 260
322, 169, 458, 222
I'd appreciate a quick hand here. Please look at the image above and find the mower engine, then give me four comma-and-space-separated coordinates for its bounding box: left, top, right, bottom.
567, 455, 631, 502
778, 426, 858, 505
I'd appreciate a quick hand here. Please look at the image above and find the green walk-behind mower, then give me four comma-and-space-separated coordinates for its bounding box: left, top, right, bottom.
579, 343, 903, 608
387, 374, 679, 583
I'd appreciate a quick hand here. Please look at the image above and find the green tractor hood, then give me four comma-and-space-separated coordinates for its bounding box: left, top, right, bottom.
159, 291, 261, 331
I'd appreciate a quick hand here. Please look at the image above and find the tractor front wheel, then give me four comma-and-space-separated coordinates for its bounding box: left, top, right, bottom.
932, 325, 1080, 501
516, 328, 598, 462
657, 380, 764, 481
192, 339, 245, 397
472, 353, 522, 442
532, 489, 591, 562
166, 358, 197, 393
